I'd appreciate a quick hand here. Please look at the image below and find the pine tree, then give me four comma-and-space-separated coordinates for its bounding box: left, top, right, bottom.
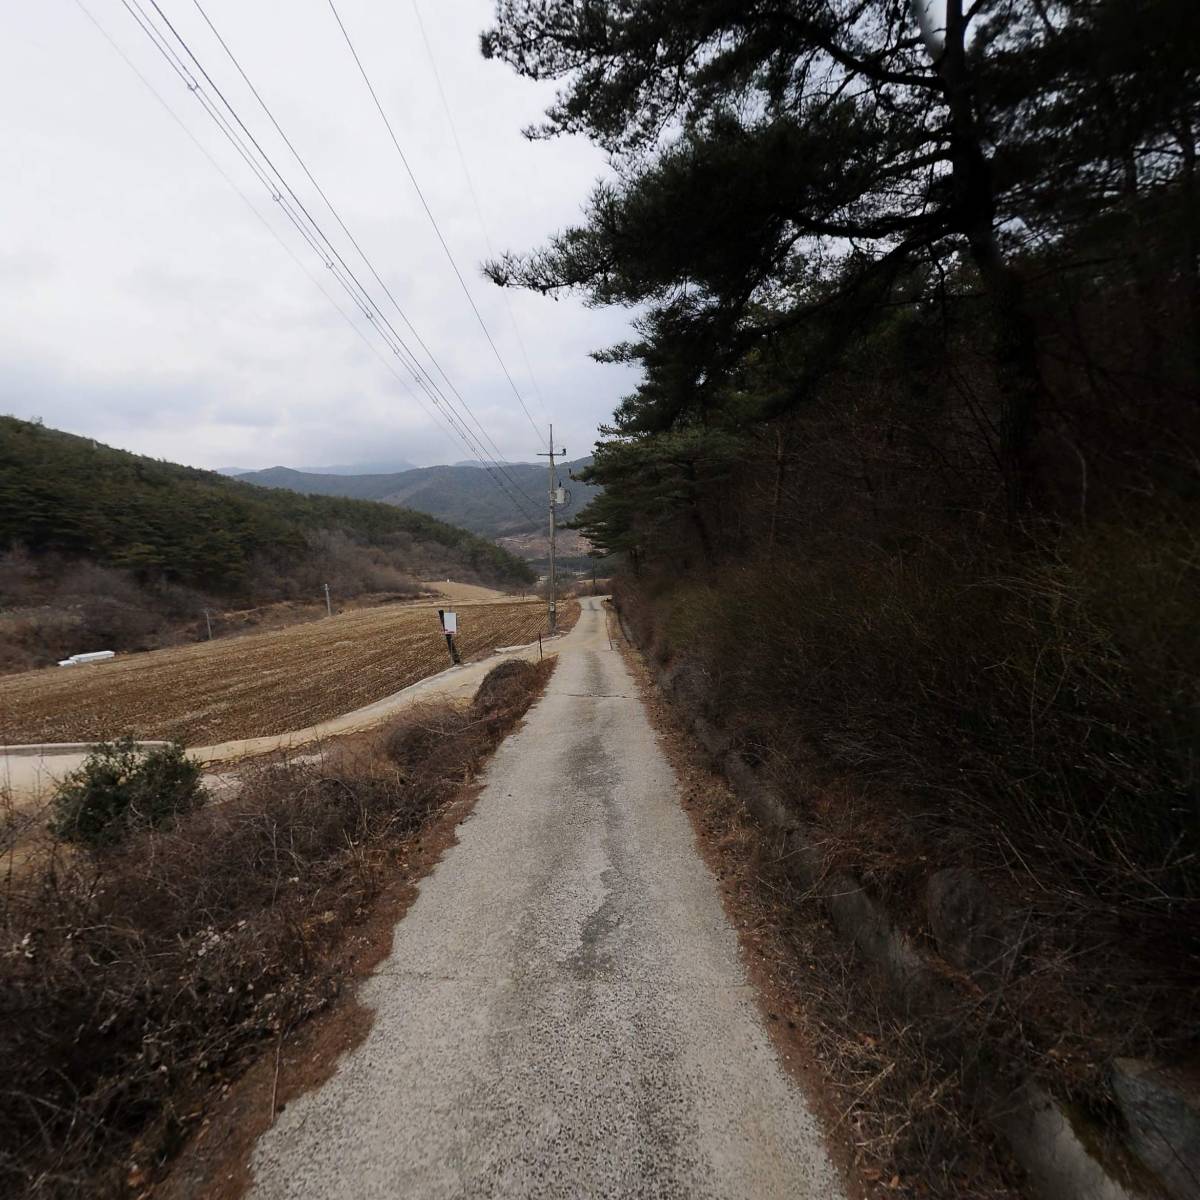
483, 0, 1200, 515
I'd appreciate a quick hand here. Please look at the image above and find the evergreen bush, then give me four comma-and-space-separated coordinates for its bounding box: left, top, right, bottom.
49, 737, 205, 849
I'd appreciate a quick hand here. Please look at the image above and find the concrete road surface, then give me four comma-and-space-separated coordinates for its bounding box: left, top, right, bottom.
248, 597, 844, 1200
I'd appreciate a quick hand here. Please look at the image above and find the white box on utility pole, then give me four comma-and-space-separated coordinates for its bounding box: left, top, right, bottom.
538, 424, 566, 636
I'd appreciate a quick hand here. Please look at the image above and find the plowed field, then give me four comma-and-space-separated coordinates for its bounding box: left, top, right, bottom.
0, 599, 576, 747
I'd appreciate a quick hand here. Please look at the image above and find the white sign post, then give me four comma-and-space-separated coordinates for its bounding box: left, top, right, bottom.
437, 609, 461, 665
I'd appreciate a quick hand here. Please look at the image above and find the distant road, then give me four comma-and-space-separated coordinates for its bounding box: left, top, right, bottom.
420, 579, 519, 603
247, 598, 844, 1199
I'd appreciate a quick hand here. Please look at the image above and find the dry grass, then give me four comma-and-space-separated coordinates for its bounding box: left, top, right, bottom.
759, 856, 1024, 1198
0, 657, 553, 1199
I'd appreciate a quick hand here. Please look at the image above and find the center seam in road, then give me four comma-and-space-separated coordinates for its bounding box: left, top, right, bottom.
366, 969, 760, 990
544, 691, 631, 698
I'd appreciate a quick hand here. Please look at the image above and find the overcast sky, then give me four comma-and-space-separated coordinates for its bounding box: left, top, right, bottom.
1, 1, 635, 472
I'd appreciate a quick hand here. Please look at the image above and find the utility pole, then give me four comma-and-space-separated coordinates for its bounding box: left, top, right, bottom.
537, 424, 565, 634
323, 582, 332, 617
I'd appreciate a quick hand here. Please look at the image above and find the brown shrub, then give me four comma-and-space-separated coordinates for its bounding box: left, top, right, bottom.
470, 657, 540, 715
383, 659, 549, 788
637, 513, 1199, 917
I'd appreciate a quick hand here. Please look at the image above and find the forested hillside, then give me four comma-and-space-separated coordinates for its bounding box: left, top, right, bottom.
0, 416, 532, 669
0, 417, 529, 589
485, 0, 1199, 1192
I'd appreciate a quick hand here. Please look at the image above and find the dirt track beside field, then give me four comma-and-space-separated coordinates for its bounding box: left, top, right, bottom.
0, 599, 574, 747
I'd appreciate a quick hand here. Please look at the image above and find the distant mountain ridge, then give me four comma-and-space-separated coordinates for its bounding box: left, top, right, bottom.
218, 457, 414, 477
235, 458, 598, 540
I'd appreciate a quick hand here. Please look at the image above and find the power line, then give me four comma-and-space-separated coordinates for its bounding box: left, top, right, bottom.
324, 0, 546, 448
72, 0, 455, 466
185, 0, 538, 507
129, 0, 532, 517
96, 0, 538, 524
151, 0, 539, 516
77, 0, 542, 526
408, 0, 549, 423
120, 0, 541, 523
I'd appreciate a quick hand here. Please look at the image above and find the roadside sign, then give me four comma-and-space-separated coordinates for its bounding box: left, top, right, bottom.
437, 609, 461, 665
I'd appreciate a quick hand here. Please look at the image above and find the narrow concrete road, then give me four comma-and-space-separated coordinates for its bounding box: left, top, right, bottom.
248, 598, 843, 1199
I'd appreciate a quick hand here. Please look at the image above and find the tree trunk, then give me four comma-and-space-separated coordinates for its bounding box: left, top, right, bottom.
684, 461, 715, 564
767, 426, 785, 558
940, 0, 1043, 518
1178, 112, 1200, 386
1122, 144, 1165, 399
689, 504, 715, 565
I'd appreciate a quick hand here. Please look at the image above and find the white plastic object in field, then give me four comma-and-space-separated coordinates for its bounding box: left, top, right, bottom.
58, 650, 116, 667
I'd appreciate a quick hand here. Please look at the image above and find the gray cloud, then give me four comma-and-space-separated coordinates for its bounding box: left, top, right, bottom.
1, 1, 634, 475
